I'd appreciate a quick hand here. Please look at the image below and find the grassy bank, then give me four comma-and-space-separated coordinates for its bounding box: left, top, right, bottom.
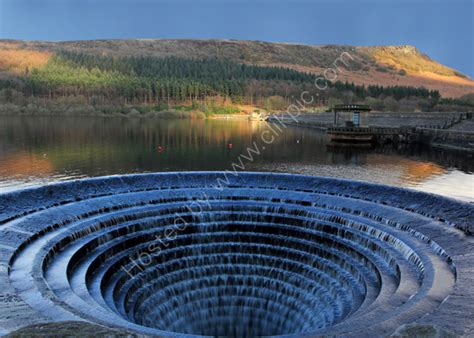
0, 98, 249, 119
0, 102, 206, 119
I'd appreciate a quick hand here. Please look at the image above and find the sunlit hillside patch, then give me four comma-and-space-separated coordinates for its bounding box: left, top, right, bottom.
365, 45, 465, 78
0, 49, 52, 75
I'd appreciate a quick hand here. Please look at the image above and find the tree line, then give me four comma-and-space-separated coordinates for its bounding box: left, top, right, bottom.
0, 51, 442, 107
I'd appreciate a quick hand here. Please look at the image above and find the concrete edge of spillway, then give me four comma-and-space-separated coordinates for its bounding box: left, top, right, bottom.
0, 172, 472, 337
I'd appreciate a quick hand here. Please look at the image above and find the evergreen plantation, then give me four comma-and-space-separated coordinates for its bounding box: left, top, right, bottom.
0, 51, 448, 112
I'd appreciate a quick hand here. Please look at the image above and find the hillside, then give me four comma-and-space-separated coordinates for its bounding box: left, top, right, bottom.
1, 39, 472, 98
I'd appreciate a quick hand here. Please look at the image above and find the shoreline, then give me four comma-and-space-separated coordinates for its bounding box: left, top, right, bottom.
0, 111, 252, 120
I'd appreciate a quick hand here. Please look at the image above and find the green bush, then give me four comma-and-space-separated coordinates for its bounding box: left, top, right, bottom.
398, 69, 407, 76
150, 109, 205, 119
209, 106, 241, 114
0, 103, 22, 115
173, 105, 194, 111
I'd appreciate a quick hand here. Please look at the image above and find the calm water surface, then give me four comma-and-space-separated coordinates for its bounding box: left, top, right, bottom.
0, 116, 472, 201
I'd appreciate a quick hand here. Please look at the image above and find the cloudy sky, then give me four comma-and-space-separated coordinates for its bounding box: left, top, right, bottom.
0, 0, 472, 77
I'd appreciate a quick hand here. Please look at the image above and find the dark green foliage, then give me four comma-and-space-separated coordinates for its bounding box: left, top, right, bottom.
439, 97, 474, 107
18, 52, 322, 104
375, 65, 389, 73
333, 81, 434, 100
0, 51, 443, 109
365, 83, 431, 100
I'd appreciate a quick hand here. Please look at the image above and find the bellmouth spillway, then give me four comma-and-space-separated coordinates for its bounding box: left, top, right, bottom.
0, 172, 473, 337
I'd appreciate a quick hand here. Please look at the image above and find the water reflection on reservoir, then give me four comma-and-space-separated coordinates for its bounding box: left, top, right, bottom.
0, 116, 472, 201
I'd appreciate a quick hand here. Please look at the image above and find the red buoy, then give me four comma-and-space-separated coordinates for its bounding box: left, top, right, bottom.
228, 143, 233, 149
157, 146, 164, 153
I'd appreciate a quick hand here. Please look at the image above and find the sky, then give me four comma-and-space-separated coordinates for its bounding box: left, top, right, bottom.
0, 0, 473, 77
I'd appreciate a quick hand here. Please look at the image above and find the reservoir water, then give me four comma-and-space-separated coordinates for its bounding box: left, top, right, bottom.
0, 116, 472, 201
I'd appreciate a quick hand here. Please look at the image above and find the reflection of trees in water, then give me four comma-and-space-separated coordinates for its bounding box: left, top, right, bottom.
0, 117, 472, 183
0, 118, 279, 149
0, 152, 55, 176
1, 118, 314, 175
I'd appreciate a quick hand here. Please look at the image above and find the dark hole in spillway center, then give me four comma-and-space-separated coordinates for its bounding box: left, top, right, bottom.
123, 215, 353, 337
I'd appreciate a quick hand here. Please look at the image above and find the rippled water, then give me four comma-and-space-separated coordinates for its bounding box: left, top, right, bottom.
0, 116, 472, 201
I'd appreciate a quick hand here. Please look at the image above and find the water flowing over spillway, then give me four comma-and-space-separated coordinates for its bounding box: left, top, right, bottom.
0, 172, 473, 337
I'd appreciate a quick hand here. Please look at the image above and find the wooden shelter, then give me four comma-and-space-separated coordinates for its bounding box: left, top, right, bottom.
333, 104, 371, 128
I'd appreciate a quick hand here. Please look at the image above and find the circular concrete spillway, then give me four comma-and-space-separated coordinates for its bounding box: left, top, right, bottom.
0, 172, 473, 337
